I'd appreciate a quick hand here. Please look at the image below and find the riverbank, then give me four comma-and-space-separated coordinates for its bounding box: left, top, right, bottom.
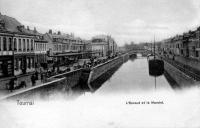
159, 54, 200, 87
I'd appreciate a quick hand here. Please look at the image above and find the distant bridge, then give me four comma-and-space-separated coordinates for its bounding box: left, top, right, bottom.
128, 49, 152, 57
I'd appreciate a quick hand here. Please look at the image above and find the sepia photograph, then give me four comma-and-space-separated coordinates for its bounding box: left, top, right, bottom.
0, 0, 200, 127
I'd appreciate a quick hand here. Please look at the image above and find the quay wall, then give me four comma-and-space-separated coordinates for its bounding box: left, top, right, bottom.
1, 69, 83, 100
0, 78, 66, 100
88, 54, 128, 83
48, 69, 82, 88
0, 72, 35, 90
123, 53, 130, 62
175, 56, 200, 72
164, 60, 196, 87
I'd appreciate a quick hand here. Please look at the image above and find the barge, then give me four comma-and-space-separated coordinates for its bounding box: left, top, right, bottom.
79, 54, 129, 90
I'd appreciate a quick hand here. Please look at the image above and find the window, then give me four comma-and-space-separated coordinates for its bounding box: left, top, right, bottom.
14, 38, 17, 51
28, 58, 31, 68
18, 39, 21, 51
66, 44, 69, 50
0, 61, 3, 76
0, 37, 1, 51
26, 58, 29, 69
23, 39, 26, 51
43, 44, 44, 51
3, 37, 7, 51
193, 46, 195, 51
19, 59, 22, 69
196, 51, 199, 57
9, 38, 12, 50
31, 58, 34, 68
15, 58, 19, 70
53, 45, 56, 51
30, 58, 32, 68
27, 39, 29, 51
31, 40, 33, 50
59, 45, 61, 51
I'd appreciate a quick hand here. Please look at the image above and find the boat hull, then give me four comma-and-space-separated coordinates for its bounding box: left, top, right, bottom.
148, 59, 164, 77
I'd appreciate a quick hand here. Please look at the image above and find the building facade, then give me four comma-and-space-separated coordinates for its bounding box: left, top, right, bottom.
160, 27, 200, 60
13, 32, 35, 75
91, 35, 117, 58
34, 35, 48, 69
44, 30, 88, 66
0, 31, 14, 78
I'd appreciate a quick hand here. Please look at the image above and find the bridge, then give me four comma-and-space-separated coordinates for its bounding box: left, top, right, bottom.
127, 49, 152, 57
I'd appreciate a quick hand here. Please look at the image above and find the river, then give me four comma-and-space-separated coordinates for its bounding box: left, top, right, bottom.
95, 56, 172, 94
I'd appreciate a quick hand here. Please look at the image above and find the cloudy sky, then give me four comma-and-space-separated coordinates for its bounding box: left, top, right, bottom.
0, 0, 200, 46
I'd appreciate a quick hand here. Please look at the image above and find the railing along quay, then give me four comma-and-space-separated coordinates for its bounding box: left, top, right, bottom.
162, 57, 200, 81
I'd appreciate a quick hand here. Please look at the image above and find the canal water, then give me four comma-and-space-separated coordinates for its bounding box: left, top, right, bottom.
94, 56, 172, 94
72, 55, 173, 97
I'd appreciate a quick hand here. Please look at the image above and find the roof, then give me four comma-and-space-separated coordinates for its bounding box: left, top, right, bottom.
0, 13, 41, 36
0, 14, 21, 32
92, 35, 108, 39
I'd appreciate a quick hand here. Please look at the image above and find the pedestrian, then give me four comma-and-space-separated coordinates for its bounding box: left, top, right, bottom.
41, 73, 44, 83
53, 64, 56, 72
40, 73, 44, 83
44, 73, 47, 82
173, 55, 175, 60
35, 71, 39, 80
31, 74, 36, 86
8, 78, 15, 92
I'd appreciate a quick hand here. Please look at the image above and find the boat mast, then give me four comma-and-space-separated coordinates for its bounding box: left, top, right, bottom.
154, 35, 155, 59
154, 35, 156, 90
155, 76, 156, 90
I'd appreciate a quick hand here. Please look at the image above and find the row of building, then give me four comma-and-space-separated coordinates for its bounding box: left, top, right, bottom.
0, 13, 118, 79
154, 27, 200, 59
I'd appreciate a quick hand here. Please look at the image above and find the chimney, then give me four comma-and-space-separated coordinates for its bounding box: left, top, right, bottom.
33, 27, 37, 33
57, 31, 61, 35
27, 26, 30, 30
0, 20, 5, 29
17, 25, 24, 32
197, 26, 200, 31
70, 33, 74, 37
49, 29, 52, 34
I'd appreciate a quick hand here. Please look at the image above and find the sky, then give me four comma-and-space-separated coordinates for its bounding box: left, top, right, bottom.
0, 0, 200, 46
